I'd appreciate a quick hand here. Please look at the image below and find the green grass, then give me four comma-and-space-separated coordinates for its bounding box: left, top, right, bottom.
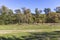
0, 32, 30, 40
0, 24, 59, 40
0, 31, 60, 40
0, 23, 60, 30
0, 32, 30, 37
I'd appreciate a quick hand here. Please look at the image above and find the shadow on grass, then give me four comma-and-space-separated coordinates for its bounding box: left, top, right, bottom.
0, 31, 60, 40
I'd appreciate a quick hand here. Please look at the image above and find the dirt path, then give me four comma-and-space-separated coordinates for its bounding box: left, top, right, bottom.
0, 29, 60, 34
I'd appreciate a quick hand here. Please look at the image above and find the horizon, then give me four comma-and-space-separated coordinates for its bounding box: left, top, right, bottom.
0, 0, 60, 13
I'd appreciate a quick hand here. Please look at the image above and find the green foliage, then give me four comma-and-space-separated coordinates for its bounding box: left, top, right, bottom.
44, 8, 51, 14
0, 6, 60, 25
55, 7, 60, 13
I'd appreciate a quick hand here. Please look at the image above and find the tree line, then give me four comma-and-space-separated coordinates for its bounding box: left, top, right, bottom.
0, 5, 60, 25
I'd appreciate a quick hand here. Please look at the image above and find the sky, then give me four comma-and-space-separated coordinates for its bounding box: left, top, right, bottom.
0, 0, 60, 13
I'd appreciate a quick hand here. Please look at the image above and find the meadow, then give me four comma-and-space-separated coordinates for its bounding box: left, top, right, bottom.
0, 23, 60, 30
0, 31, 60, 40
0, 23, 59, 40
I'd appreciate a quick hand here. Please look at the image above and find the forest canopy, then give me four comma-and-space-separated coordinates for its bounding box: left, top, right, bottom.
0, 5, 60, 25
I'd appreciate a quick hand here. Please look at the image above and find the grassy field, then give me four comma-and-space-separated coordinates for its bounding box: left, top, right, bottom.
0, 23, 59, 40
0, 31, 60, 40
0, 23, 60, 30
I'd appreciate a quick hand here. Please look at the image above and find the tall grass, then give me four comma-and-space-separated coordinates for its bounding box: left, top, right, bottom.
0, 23, 60, 30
